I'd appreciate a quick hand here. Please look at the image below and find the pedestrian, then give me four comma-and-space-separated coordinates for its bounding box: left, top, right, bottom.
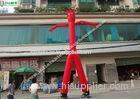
0, 82, 2, 99
20, 79, 32, 94
57, 76, 63, 93
29, 79, 39, 99
47, 80, 51, 94
7, 80, 15, 99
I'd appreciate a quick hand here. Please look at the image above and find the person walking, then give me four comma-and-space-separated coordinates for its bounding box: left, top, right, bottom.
57, 76, 63, 93
7, 80, 15, 99
29, 79, 39, 99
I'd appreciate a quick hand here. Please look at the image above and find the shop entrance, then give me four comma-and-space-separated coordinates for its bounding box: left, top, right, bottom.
96, 64, 105, 84
9, 72, 24, 89
117, 64, 140, 81
116, 57, 140, 81
86, 64, 105, 84
45, 71, 75, 84
44, 62, 75, 84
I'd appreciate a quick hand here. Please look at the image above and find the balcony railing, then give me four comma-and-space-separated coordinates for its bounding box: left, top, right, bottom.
48, 2, 71, 8
19, 3, 35, 9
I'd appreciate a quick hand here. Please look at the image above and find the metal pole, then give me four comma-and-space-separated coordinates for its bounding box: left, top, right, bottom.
0, 83, 1, 99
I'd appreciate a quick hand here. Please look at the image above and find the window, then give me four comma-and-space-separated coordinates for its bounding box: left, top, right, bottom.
48, 0, 71, 3
79, 0, 97, 4
88, 23, 140, 42
132, 0, 140, 5
48, 0, 71, 8
0, 23, 139, 45
97, 0, 119, 5
20, 0, 35, 4
137, 0, 140, 4
79, 0, 95, 3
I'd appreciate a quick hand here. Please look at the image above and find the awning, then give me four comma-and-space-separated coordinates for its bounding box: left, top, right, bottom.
45, 62, 75, 73
115, 57, 140, 66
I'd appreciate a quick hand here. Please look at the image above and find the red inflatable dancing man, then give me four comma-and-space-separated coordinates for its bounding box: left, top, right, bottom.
49, 9, 99, 98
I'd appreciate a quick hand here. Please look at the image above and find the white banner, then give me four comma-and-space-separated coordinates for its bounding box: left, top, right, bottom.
0, 0, 18, 13
0, 71, 4, 90
3, 71, 9, 90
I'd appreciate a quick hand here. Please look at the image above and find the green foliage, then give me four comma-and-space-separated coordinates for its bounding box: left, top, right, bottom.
15, 4, 140, 13
134, 7, 140, 12
35, 7, 48, 13
98, 4, 111, 12
35, 4, 70, 13
115, 6, 132, 12
79, 4, 99, 12
15, 7, 34, 13
56, 5, 70, 12
115, 6, 125, 12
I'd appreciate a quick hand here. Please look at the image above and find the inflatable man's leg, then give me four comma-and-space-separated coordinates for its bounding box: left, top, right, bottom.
61, 54, 73, 97
74, 54, 90, 95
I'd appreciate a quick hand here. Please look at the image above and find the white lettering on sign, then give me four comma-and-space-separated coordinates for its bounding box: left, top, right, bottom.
0, 0, 18, 13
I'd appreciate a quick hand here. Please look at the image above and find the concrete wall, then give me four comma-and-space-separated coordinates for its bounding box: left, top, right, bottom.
81, 55, 115, 74
36, 0, 41, 7
37, 52, 140, 83
81, 55, 116, 83
104, 63, 118, 83
71, 0, 79, 9
80, 52, 140, 83
121, 0, 134, 8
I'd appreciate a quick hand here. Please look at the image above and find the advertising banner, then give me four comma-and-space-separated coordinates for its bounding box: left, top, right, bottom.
3, 71, 9, 90
0, 58, 39, 71
0, 71, 9, 90
0, 0, 18, 13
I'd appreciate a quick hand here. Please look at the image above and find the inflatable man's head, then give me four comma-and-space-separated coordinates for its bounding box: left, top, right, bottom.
66, 9, 75, 22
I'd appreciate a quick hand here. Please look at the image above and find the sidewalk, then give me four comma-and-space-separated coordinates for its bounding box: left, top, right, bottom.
1, 80, 140, 99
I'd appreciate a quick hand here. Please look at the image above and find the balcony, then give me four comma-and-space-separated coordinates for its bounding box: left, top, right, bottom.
47, 2, 71, 9
19, 3, 35, 9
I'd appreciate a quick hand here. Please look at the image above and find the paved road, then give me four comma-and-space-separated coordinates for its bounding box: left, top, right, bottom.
39, 88, 140, 99
2, 88, 140, 99
1, 80, 140, 99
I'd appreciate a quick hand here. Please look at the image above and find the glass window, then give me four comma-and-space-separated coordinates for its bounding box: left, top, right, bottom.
133, 0, 140, 5
79, 0, 95, 3
0, 23, 139, 45
132, 0, 139, 5
86, 23, 140, 42
20, 0, 35, 4
137, 0, 140, 4
79, 0, 97, 4
48, 0, 71, 3
48, 0, 71, 8
97, 0, 119, 5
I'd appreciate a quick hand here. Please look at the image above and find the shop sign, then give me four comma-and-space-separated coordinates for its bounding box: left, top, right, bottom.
0, 0, 18, 13
0, 58, 39, 71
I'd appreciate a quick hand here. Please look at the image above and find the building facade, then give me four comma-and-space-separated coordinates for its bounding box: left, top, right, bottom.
0, 0, 140, 13
18, 0, 140, 9
0, 14, 140, 85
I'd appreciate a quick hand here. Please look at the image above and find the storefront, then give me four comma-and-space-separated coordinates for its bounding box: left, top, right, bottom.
0, 15, 139, 85
0, 23, 139, 45
116, 57, 140, 81
44, 62, 75, 83
86, 63, 118, 84
0, 57, 40, 88
0, 57, 40, 71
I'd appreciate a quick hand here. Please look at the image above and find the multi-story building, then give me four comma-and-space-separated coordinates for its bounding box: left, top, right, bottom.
0, 0, 140, 89
0, 0, 140, 13
18, 0, 140, 9
0, 13, 140, 88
